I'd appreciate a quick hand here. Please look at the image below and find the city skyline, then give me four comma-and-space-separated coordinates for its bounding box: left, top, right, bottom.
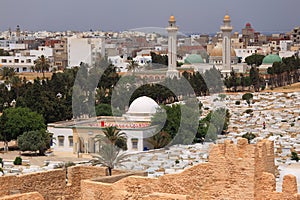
1, 0, 300, 33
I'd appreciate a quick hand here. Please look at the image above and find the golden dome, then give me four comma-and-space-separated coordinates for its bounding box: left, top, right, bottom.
224, 14, 230, 21
210, 43, 236, 57
169, 15, 175, 22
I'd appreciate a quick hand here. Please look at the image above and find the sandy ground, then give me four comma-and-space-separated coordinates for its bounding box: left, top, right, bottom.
264, 82, 300, 93
225, 82, 300, 95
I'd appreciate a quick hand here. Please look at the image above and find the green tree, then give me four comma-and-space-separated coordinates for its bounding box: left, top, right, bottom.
17, 130, 51, 155
127, 60, 139, 73
0, 67, 15, 81
242, 93, 253, 107
90, 139, 129, 176
250, 66, 261, 92
242, 132, 256, 144
0, 107, 46, 151
34, 55, 51, 77
147, 131, 171, 149
95, 126, 127, 151
245, 54, 265, 67
291, 151, 300, 162
95, 104, 113, 116
0, 49, 9, 56
150, 51, 168, 67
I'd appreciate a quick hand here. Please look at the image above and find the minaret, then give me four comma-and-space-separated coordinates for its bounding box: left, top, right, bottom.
16, 25, 21, 38
220, 14, 233, 71
166, 15, 179, 78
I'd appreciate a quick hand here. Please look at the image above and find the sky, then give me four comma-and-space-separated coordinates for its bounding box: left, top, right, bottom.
1, 0, 300, 34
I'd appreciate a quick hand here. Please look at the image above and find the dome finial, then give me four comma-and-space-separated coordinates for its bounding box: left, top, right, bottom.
224, 11, 230, 21
169, 15, 175, 22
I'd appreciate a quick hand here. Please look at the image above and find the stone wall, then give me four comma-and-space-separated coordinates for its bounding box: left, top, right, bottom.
2, 139, 300, 200
80, 138, 300, 200
0, 166, 124, 200
0, 192, 44, 200
0, 169, 66, 199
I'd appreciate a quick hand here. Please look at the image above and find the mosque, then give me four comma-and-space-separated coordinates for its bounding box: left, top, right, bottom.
135, 13, 247, 82
180, 14, 246, 75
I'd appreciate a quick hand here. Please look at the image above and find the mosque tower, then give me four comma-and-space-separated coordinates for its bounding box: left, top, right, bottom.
166, 15, 179, 78
220, 14, 233, 71
16, 25, 21, 38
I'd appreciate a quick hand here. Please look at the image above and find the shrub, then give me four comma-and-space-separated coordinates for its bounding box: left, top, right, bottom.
218, 94, 226, 101
0, 158, 3, 167
291, 152, 300, 162
242, 93, 253, 106
245, 109, 253, 114
235, 100, 241, 105
242, 132, 256, 144
13, 157, 22, 165
175, 159, 180, 164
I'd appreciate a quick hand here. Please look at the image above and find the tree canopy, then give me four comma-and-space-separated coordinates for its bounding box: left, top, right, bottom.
245, 54, 265, 67
17, 130, 51, 155
0, 107, 46, 143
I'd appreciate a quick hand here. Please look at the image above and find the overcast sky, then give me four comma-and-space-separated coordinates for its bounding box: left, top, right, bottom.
1, 0, 300, 33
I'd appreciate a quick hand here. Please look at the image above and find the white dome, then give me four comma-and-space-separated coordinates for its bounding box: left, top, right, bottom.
127, 96, 160, 114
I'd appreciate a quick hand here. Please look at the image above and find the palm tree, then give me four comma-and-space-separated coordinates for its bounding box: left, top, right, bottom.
95, 126, 127, 150
0, 67, 15, 81
147, 131, 171, 149
91, 138, 129, 176
10, 76, 22, 98
34, 55, 50, 78
127, 60, 139, 75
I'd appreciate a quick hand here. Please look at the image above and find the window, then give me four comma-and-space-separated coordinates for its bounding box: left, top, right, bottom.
26, 59, 31, 63
22, 67, 27, 72
14, 59, 19, 63
1, 59, 7, 63
58, 136, 65, 147
68, 136, 73, 147
21, 60, 24, 63
131, 138, 138, 149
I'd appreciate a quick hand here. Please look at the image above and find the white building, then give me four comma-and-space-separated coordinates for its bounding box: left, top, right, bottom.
48, 96, 159, 153
30, 46, 53, 58
234, 46, 262, 62
108, 56, 128, 72
133, 55, 152, 66
0, 53, 35, 72
67, 36, 105, 67
47, 127, 74, 152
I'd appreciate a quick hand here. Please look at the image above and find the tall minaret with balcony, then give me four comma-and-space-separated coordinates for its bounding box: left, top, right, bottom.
220, 13, 233, 71
166, 15, 179, 78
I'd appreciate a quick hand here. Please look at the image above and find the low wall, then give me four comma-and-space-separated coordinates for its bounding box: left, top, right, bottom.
91, 171, 147, 183
0, 192, 44, 200
0, 166, 126, 200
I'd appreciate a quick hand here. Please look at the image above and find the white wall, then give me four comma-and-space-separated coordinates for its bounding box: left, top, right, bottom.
47, 127, 74, 152
67, 37, 105, 67
30, 46, 53, 58
0, 55, 35, 72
